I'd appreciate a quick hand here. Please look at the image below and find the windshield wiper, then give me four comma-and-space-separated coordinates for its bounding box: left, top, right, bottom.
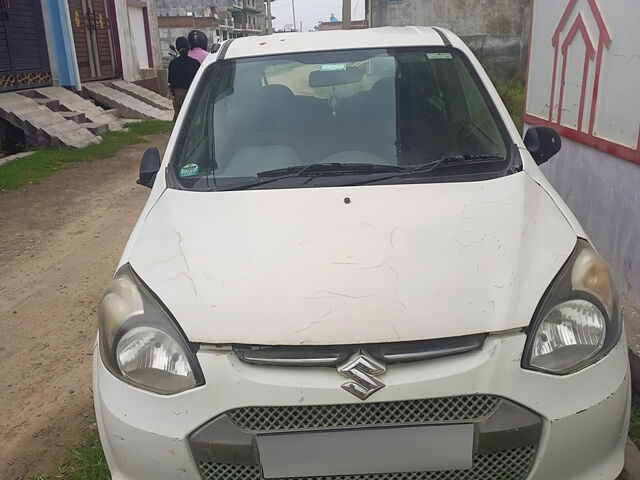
220, 157, 505, 191
258, 162, 406, 177
222, 163, 406, 191
349, 154, 507, 186
408, 154, 506, 174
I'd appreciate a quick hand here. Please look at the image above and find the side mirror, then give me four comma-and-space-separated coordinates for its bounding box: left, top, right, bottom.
137, 147, 161, 188
524, 126, 562, 165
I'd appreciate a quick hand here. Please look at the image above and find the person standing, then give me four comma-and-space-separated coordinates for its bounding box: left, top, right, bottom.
168, 37, 201, 122
188, 30, 209, 64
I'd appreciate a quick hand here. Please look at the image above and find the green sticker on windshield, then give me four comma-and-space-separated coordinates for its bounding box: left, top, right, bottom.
427, 52, 453, 60
179, 163, 200, 177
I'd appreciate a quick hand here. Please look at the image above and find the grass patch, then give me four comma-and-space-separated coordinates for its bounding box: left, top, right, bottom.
629, 405, 640, 447
494, 80, 526, 133
124, 120, 173, 136
0, 120, 172, 191
33, 424, 110, 480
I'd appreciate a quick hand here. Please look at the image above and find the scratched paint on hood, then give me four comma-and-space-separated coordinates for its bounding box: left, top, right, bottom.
128, 171, 577, 345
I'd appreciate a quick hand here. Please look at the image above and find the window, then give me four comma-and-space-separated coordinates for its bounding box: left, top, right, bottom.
172, 48, 512, 191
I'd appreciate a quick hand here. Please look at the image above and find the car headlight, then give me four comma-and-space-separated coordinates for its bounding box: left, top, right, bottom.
522, 239, 621, 375
98, 264, 204, 394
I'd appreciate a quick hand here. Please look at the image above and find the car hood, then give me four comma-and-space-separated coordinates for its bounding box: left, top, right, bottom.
128, 172, 577, 345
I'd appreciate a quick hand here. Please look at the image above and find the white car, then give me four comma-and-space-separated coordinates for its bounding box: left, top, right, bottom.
94, 27, 630, 480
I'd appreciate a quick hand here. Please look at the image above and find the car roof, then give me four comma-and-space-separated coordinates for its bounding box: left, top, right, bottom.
211, 26, 447, 62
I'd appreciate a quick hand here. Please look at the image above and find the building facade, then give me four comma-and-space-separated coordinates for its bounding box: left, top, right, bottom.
366, 0, 532, 80
0, 0, 164, 93
524, 0, 640, 304
0, 0, 52, 92
156, 0, 266, 64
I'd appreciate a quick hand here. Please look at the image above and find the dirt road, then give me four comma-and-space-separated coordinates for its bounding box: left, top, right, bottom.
0, 133, 169, 479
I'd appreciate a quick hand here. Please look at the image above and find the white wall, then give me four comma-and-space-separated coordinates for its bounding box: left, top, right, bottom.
114, 0, 163, 82
128, 6, 150, 69
526, 0, 640, 152
525, 0, 640, 303
146, 0, 164, 69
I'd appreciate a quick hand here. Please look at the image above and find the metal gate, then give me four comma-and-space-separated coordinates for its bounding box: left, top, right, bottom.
68, 0, 117, 81
0, 0, 51, 92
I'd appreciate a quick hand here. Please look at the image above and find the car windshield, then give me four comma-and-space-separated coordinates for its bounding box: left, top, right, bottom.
171, 47, 512, 191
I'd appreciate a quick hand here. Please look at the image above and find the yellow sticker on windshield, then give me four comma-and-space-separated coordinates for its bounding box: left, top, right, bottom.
427, 53, 453, 60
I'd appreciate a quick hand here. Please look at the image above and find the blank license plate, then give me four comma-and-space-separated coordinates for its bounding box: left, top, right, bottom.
257, 424, 474, 479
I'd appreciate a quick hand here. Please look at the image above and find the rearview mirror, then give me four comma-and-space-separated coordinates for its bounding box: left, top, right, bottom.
309, 66, 363, 88
137, 147, 161, 188
524, 126, 561, 165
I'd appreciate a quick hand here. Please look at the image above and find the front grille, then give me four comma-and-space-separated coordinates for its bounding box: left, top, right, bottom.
193, 396, 539, 480
198, 446, 536, 480
228, 395, 501, 433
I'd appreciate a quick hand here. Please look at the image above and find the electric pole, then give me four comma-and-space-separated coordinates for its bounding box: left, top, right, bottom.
291, 0, 297, 31
266, 0, 273, 34
342, 0, 351, 30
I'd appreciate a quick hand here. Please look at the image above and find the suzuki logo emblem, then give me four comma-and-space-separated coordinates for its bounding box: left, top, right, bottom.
337, 350, 386, 400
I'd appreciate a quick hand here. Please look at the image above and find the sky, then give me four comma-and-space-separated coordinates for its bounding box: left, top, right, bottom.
270, 0, 365, 31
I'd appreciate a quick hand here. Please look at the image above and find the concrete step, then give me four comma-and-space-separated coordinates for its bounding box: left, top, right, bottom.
0, 92, 100, 149
83, 82, 172, 121
34, 86, 123, 131
104, 108, 121, 119
34, 98, 63, 111
81, 121, 110, 136
54, 105, 110, 135
60, 111, 88, 123
108, 80, 173, 111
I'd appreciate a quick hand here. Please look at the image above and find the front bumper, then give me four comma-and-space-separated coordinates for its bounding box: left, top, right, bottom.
93, 331, 630, 480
